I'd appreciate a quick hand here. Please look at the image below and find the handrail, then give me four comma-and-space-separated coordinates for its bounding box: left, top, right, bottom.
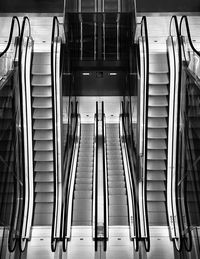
0, 16, 20, 58
180, 16, 200, 60
137, 16, 150, 252
102, 102, 108, 251
120, 102, 139, 251
18, 16, 34, 252
94, 101, 98, 251
167, 15, 184, 252
180, 16, 200, 79
62, 101, 79, 251
51, 15, 63, 252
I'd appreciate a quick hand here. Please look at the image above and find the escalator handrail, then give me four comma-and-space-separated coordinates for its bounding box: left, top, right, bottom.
0, 16, 20, 58
167, 15, 184, 252
18, 16, 34, 252
94, 101, 98, 251
102, 102, 108, 251
62, 102, 79, 251
179, 16, 200, 60
120, 102, 139, 251
138, 16, 150, 252
51, 15, 63, 251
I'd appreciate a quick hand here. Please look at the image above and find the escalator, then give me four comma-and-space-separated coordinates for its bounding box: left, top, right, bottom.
72, 123, 94, 226
106, 124, 128, 226
32, 51, 54, 226
147, 51, 169, 226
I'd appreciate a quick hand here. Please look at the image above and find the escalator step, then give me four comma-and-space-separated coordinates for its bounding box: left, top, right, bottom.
148, 96, 168, 107
148, 212, 167, 226
148, 139, 167, 149
109, 188, 126, 195
34, 151, 53, 161
147, 171, 166, 181
32, 64, 51, 75
147, 160, 166, 170
35, 172, 53, 182
148, 129, 167, 139
109, 195, 127, 205
32, 52, 51, 65
33, 120, 53, 130
76, 178, 92, 184
34, 161, 54, 172
109, 205, 128, 217
108, 182, 125, 188
74, 184, 93, 190
33, 213, 52, 226
149, 85, 168, 96
147, 150, 166, 160
108, 164, 123, 170
149, 52, 168, 65
74, 190, 92, 199
147, 201, 166, 212
149, 73, 169, 85
33, 109, 52, 119
32, 86, 52, 97
34, 131, 53, 140
148, 107, 168, 117
34, 203, 53, 213
32, 97, 52, 108
109, 217, 129, 226
35, 192, 53, 202
34, 140, 53, 151
147, 181, 166, 191
108, 175, 124, 181
35, 182, 53, 192
32, 75, 51, 86
149, 62, 169, 73
147, 191, 165, 201
148, 118, 167, 128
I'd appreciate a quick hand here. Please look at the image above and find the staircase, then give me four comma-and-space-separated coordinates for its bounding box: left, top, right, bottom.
31, 52, 54, 226
147, 51, 169, 226
72, 123, 94, 226
106, 123, 128, 226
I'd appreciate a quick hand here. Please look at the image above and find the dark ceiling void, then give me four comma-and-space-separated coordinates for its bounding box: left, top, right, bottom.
136, 0, 200, 12
0, 0, 63, 13
0, 0, 199, 13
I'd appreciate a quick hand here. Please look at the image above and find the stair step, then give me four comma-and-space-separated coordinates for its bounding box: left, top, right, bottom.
32, 97, 52, 108
148, 96, 168, 107
32, 52, 51, 65
148, 139, 167, 149
32, 75, 51, 86
35, 182, 53, 192
149, 85, 168, 96
33, 109, 52, 119
34, 140, 53, 151
34, 151, 53, 161
34, 161, 54, 172
32, 64, 51, 75
148, 107, 168, 117
149, 73, 169, 85
32, 86, 52, 97
33, 120, 53, 130
148, 129, 167, 139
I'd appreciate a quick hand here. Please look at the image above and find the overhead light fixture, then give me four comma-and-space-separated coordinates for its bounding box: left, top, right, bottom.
110, 72, 117, 76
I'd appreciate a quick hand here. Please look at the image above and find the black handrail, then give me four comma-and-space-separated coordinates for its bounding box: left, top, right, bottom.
18, 16, 32, 252
94, 101, 98, 251
121, 101, 139, 251
62, 100, 78, 252
102, 101, 107, 251
0, 16, 20, 58
51, 15, 62, 252
140, 16, 150, 252
180, 16, 200, 61
168, 15, 185, 252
